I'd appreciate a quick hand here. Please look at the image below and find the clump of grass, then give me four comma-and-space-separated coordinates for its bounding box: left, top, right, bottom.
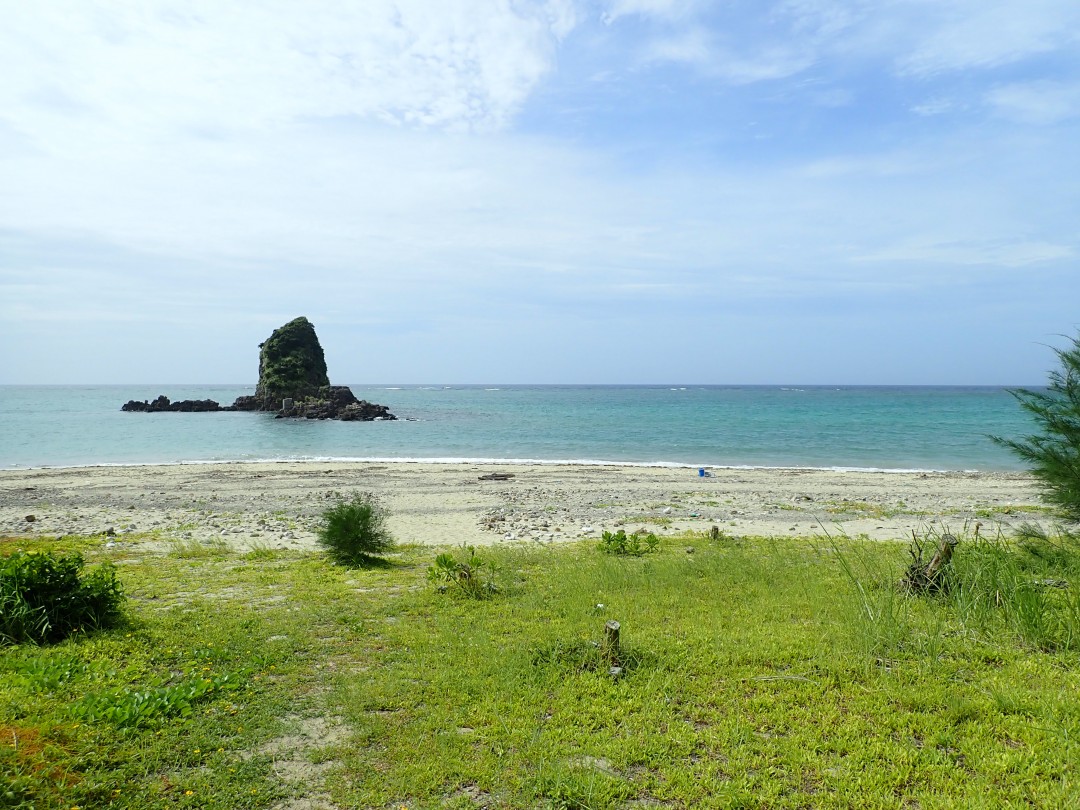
0, 551, 124, 645
837, 525, 1080, 657
168, 537, 231, 558
531, 636, 649, 674
317, 492, 394, 566
948, 528, 1080, 651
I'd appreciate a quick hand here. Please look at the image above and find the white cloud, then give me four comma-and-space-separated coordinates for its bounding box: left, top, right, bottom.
896, 0, 1080, 76
986, 80, 1080, 125
600, 0, 699, 25
602, 0, 1080, 91
854, 238, 1075, 268
643, 28, 813, 83
911, 97, 962, 117
0, 0, 571, 153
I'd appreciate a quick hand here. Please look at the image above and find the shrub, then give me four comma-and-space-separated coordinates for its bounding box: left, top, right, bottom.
317, 492, 394, 566
0, 551, 125, 645
599, 529, 659, 556
428, 546, 498, 598
992, 333, 1080, 521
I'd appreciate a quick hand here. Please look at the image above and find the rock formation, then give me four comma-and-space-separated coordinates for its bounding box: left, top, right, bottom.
121, 396, 223, 413
254, 316, 331, 409
122, 317, 396, 422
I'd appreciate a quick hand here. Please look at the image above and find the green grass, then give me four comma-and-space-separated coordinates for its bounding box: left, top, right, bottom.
624, 515, 673, 527
822, 499, 931, 519
973, 504, 1055, 518
2, 530, 1079, 808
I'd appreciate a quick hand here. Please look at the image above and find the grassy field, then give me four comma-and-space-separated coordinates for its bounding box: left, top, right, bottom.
3, 525, 1080, 809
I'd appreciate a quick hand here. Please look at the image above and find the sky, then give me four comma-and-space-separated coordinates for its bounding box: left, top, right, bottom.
1, 0, 1078, 385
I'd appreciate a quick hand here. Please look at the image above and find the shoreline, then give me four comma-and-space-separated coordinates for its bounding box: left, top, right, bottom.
0, 461, 1047, 550
0, 456, 1024, 475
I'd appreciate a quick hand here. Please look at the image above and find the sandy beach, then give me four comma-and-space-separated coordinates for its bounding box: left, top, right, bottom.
0, 462, 1048, 551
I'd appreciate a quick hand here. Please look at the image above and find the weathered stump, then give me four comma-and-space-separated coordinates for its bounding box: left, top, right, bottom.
903, 531, 958, 594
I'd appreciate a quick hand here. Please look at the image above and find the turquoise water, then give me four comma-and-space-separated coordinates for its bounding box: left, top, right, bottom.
0, 385, 1035, 471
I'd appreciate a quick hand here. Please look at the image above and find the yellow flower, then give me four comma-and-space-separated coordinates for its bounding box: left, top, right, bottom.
185, 790, 194, 796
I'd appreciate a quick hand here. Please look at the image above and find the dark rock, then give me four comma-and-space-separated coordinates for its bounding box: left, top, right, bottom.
228, 395, 260, 411
121, 396, 222, 412
274, 385, 396, 421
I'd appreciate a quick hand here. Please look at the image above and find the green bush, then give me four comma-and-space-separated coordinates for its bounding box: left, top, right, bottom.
0, 551, 125, 645
599, 529, 659, 556
317, 492, 394, 566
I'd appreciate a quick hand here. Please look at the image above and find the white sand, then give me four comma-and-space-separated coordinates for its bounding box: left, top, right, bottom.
0, 462, 1047, 551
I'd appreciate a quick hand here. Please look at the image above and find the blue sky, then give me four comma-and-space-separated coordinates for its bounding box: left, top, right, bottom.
1, 0, 1077, 385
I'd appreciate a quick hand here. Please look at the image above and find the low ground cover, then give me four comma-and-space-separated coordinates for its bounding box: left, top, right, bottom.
2, 526, 1079, 809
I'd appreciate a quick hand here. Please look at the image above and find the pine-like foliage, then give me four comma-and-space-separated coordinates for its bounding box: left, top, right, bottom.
317, 492, 394, 566
993, 334, 1080, 521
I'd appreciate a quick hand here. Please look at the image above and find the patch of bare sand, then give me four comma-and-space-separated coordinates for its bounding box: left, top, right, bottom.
257, 714, 350, 810
0, 462, 1045, 551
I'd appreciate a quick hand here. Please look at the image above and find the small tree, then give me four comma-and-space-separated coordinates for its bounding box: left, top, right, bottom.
317, 492, 394, 566
992, 334, 1080, 521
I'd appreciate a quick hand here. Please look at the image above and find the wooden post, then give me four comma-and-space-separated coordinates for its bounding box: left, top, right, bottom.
603, 620, 620, 666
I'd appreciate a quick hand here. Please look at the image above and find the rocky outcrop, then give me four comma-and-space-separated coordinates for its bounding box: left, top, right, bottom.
277, 386, 395, 421
122, 396, 223, 412
121, 317, 395, 422
252, 316, 330, 410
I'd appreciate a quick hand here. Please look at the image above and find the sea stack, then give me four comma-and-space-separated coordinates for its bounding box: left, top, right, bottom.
123, 316, 396, 421
231, 317, 396, 421
252, 316, 331, 409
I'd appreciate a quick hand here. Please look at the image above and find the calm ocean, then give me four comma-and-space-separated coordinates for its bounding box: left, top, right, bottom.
0, 384, 1038, 472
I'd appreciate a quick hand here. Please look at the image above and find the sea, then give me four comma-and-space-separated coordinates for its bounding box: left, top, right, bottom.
0, 384, 1039, 472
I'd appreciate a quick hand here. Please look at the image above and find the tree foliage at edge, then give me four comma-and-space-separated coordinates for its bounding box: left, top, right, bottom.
992, 333, 1080, 521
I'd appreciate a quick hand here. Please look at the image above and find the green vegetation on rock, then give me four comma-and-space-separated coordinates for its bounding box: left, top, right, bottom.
253, 316, 330, 408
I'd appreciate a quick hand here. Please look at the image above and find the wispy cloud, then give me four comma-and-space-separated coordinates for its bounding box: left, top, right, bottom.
986, 79, 1080, 125
2, 0, 571, 146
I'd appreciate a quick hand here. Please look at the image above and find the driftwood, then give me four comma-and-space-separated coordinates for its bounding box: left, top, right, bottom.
478, 473, 515, 481
903, 531, 958, 594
